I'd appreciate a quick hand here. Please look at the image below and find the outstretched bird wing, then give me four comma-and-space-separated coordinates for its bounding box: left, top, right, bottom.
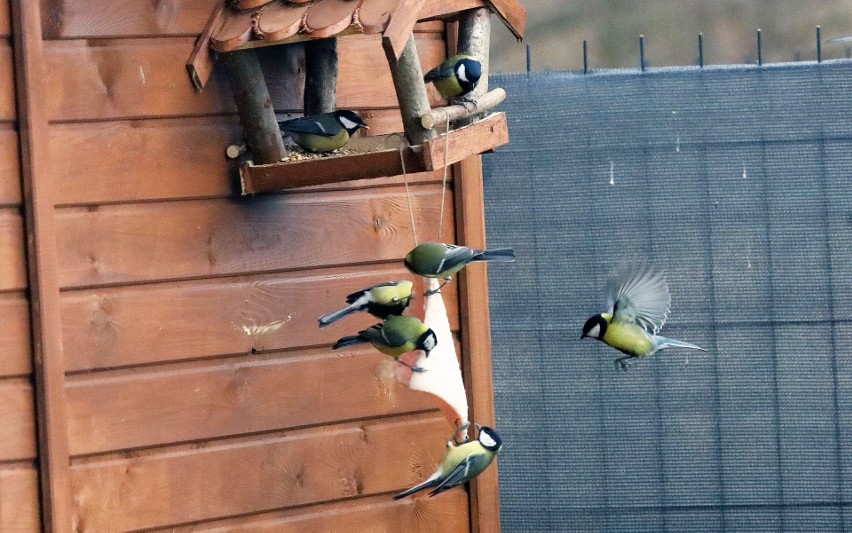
605, 260, 671, 334
428, 453, 490, 497
279, 116, 337, 137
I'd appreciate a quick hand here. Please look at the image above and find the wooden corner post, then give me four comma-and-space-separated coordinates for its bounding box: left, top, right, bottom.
457, 8, 491, 127
221, 49, 287, 164
383, 34, 437, 145
304, 38, 338, 115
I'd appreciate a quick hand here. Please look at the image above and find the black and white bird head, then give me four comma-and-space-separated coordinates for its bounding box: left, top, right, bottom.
455, 57, 482, 93
475, 424, 503, 452
333, 110, 369, 135
417, 328, 438, 355
580, 314, 608, 340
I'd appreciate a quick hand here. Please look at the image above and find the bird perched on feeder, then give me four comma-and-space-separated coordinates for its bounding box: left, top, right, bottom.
318, 280, 414, 328
424, 54, 482, 102
404, 242, 515, 294
278, 110, 368, 153
393, 424, 502, 499
332, 314, 437, 372
581, 260, 707, 371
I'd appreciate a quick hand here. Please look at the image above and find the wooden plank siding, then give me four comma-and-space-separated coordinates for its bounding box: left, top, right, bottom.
4, 0, 500, 529
4, 1, 44, 531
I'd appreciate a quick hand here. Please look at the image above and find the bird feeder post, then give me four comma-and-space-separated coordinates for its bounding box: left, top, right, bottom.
303, 37, 338, 115
457, 7, 491, 126
383, 33, 438, 145
221, 48, 287, 164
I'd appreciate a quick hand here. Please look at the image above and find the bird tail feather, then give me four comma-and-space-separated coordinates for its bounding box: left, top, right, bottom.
655, 336, 707, 352
475, 248, 516, 263
318, 304, 357, 328
332, 335, 366, 350
393, 479, 435, 500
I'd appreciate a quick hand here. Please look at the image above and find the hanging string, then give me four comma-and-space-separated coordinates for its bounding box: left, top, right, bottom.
399, 146, 418, 246
437, 111, 451, 241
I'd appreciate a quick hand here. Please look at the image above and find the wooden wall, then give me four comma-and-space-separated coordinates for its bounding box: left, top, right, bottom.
8, 0, 499, 531
0, 0, 42, 530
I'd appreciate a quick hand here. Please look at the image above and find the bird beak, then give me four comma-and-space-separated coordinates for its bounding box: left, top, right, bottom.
580, 333, 586, 339
475, 423, 482, 431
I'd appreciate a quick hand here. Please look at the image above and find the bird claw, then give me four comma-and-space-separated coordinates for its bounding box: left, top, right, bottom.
424, 288, 442, 296
615, 356, 635, 372
410, 366, 428, 373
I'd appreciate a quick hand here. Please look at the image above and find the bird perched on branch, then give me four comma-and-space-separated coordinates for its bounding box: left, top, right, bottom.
332, 315, 437, 373
424, 54, 482, 102
278, 110, 368, 153
581, 260, 707, 371
318, 280, 414, 328
404, 242, 515, 294
393, 424, 502, 499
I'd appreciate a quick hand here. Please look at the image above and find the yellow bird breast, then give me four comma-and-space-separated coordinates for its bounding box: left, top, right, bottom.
434, 76, 465, 99
602, 322, 654, 357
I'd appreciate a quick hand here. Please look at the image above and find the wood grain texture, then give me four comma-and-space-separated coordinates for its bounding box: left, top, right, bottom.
0, 380, 36, 461
41, 0, 216, 39
11, 2, 74, 529
66, 347, 449, 456
0, 292, 32, 377
0, 0, 8, 37
0, 43, 14, 121
55, 186, 453, 289
453, 156, 500, 533
423, 112, 509, 171
0, 126, 22, 206
163, 491, 469, 532
0, 208, 27, 292
0, 467, 40, 532
46, 113, 446, 205
69, 415, 457, 530
42, 0, 441, 40
62, 264, 459, 372
43, 34, 444, 122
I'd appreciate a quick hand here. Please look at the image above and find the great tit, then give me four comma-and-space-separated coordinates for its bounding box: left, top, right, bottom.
423, 54, 482, 102
332, 314, 437, 372
318, 280, 414, 328
404, 242, 515, 293
393, 424, 502, 499
278, 110, 368, 153
581, 260, 707, 371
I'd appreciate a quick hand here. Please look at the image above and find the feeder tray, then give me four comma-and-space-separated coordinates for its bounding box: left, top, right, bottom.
241, 111, 508, 193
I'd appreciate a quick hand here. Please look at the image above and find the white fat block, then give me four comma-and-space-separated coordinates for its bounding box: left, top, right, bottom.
409, 277, 470, 427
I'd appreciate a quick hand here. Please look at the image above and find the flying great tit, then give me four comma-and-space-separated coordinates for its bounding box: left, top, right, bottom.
332, 314, 437, 372
424, 54, 482, 102
581, 260, 707, 371
318, 280, 414, 328
278, 110, 368, 153
393, 424, 502, 499
404, 242, 515, 294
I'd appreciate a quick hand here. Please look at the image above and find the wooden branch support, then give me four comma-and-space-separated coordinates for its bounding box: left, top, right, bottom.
421, 87, 506, 129
383, 33, 437, 145
456, 7, 491, 127
421, 112, 508, 170
303, 38, 338, 115
221, 48, 287, 164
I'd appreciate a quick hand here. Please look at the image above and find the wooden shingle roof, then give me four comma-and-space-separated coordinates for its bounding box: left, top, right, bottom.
210, 0, 526, 55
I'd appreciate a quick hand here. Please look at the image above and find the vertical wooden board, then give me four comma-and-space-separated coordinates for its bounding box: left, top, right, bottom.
0, 467, 40, 532
0, 208, 26, 291
70, 416, 455, 531
0, 43, 14, 121
164, 491, 470, 532
65, 350, 444, 456
0, 380, 37, 461
61, 266, 459, 372
0, 127, 22, 206
55, 187, 453, 288
0, 0, 8, 37
0, 293, 32, 376
41, 0, 217, 39
42, 34, 444, 121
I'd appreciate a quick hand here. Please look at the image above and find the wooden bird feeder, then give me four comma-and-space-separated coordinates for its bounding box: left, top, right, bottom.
187, 0, 526, 194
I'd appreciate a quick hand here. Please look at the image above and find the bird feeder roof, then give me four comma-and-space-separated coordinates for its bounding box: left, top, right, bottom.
210, 0, 526, 53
